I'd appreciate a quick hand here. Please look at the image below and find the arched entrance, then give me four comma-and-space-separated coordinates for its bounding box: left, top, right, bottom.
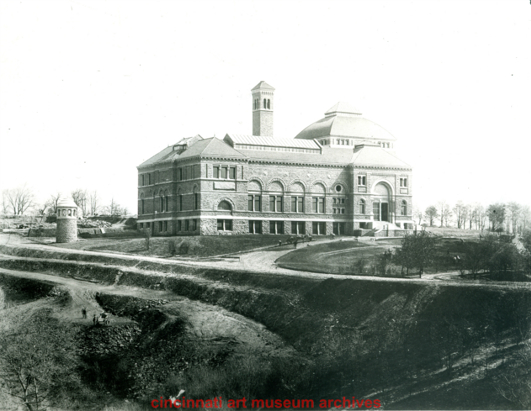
373, 183, 391, 222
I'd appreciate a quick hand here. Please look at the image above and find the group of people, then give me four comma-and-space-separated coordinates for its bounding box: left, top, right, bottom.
81, 307, 111, 326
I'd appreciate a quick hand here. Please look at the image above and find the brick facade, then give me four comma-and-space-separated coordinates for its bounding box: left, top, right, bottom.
137, 82, 413, 236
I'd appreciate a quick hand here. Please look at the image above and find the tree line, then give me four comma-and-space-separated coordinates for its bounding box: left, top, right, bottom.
417, 201, 531, 234
1, 185, 128, 217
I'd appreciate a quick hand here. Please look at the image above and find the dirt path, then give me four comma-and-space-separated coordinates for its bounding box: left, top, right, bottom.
0, 266, 290, 354
1, 233, 529, 291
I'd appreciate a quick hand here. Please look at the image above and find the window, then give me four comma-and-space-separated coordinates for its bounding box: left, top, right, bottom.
335, 185, 342, 193
267, 99, 270, 109
249, 220, 262, 234
221, 167, 227, 179
263, 98, 266, 108
313, 197, 324, 213
218, 200, 232, 211
193, 164, 200, 179
291, 221, 306, 235
214, 166, 220, 179
358, 175, 366, 186
217, 219, 232, 231
164, 221, 168, 231
194, 193, 199, 210
401, 200, 407, 216
177, 168, 183, 181
148, 174, 151, 185
229, 167, 236, 179
333, 222, 345, 235
179, 195, 183, 211
270, 195, 283, 212
359, 199, 366, 214
141, 198, 145, 214
270, 221, 284, 234
248, 195, 261, 211
400, 178, 408, 187
141, 175, 145, 186
291, 196, 304, 213
191, 219, 197, 231
160, 195, 164, 212
146, 222, 151, 229
139, 223, 143, 229
165, 195, 169, 211
312, 222, 326, 235
158, 221, 163, 232
185, 220, 189, 231
177, 220, 181, 231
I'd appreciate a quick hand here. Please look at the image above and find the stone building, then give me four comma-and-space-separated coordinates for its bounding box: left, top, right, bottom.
56, 198, 78, 243
137, 81, 413, 236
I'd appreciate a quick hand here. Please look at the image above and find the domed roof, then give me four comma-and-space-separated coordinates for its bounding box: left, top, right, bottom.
57, 198, 78, 208
295, 102, 395, 142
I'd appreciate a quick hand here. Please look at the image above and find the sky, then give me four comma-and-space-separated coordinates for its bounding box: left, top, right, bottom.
1, 0, 530, 214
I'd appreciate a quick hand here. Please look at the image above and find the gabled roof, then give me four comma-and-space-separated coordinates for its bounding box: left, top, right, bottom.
251, 81, 275, 91
178, 137, 246, 160
224, 134, 320, 149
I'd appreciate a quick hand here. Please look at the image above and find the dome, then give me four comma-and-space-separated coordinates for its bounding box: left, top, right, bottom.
57, 198, 78, 208
294, 102, 396, 142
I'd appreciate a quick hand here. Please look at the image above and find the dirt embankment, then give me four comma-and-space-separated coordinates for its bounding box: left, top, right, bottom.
1, 243, 531, 408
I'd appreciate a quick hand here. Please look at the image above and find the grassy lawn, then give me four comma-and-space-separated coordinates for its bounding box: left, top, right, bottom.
54, 234, 297, 258
277, 237, 481, 275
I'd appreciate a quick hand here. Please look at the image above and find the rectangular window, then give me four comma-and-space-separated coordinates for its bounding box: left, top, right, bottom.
229, 167, 236, 179
270, 221, 284, 234
193, 164, 200, 179
163, 221, 168, 231
185, 220, 189, 231
177, 168, 183, 181
312, 222, 326, 235
158, 221, 163, 232
139, 223, 143, 229
249, 220, 262, 234
148, 174, 151, 185
217, 219, 232, 231
248, 195, 261, 211
221, 167, 228, 179
276, 196, 282, 212
179, 195, 183, 211
146, 222, 151, 228
358, 175, 366, 186
291, 196, 304, 213
400, 178, 408, 187
313, 197, 324, 213
293, 221, 306, 235
191, 219, 197, 231
194, 193, 199, 210
141, 175, 145, 186
214, 166, 220, 179
177, 220, 181, 231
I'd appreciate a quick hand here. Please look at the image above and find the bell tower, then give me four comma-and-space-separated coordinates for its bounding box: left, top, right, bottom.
251, 81, 274, 137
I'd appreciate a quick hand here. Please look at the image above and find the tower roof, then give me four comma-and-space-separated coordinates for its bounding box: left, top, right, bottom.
325, 101, 362, 117
251, 81, 275, 91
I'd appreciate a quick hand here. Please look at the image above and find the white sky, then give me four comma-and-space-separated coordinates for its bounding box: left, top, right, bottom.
1, 0, 530, 214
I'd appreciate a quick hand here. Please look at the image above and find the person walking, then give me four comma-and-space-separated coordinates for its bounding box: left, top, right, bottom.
81, 307, 87, 319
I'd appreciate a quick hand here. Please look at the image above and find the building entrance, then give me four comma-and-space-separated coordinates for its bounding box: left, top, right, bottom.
373, 202, 390, 222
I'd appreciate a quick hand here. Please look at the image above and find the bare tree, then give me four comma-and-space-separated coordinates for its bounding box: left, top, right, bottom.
453, 201, 467, 229
487, 203, 506, 232
437, 201, 452, 227
71, 189, 88, 217
89, 191, 99, 216
44, 192, 62, 215
413, 204, 424, 225
507, 202, 521, 234
425, 206, 439, 227
519, 205, 531, 232
2, 185, 35, 215
104, 198, 125, 215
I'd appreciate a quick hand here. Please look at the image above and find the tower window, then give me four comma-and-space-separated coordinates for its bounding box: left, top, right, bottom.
267, 99, 270, 109
263, 98, 266, 109
358, 175, 366, 186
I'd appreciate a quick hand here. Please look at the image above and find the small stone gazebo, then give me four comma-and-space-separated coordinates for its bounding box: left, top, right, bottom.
56, 198, 78, 243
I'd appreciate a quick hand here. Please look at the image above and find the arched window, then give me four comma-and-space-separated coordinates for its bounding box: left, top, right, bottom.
359, 199, 366, 214
218, 200, 232, 211
401, 200, 407, 216
263, 98, 266, 109
164, 190, 169, 212
267, 99, 270, 109
159, 190, 164, 212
